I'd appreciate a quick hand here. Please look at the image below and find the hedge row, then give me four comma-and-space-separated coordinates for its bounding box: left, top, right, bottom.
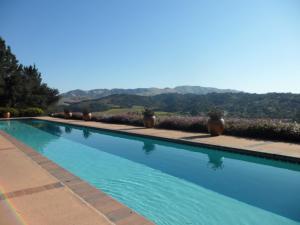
52, 113, 300, 143
157, 116, 300, 142
0, 107, 44, 117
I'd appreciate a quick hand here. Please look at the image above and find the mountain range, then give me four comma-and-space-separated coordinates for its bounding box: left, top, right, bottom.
61, 85, 239, 104
63, 92, 300, 119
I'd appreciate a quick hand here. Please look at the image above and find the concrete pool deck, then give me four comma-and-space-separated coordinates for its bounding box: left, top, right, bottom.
0, 116, 299, 225
0, 133, 111, 225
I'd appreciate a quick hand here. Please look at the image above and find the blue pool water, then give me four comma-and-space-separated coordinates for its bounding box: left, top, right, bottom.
1, 119, 300, 225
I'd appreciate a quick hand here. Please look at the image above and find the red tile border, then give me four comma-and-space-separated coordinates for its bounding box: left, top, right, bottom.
0, 182, 63, 201
0, 130, 155, 225
0, 147, 15, 151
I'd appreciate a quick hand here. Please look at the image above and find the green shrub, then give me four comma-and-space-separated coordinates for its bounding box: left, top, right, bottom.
208, 107, 224, 120
64, 108, 71, 113
0, 107, 19, 117
82, 108, 91, 115
142, 108, 155, 117
52, 113, 65, 119
158, 116, 207, 132
224, 119, 300, 143
72, 112, 83, 120
96, 114, 144, 126
53, 112, 82, 120
20, 108, 44, 117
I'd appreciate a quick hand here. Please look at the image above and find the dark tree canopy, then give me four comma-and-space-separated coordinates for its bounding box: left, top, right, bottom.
0, 37, 59, 109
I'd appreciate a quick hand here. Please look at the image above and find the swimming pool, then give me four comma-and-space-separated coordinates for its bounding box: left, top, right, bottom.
1, 119, 300, 225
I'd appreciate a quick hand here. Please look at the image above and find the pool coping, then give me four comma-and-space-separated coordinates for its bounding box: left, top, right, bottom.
0, 130, 155, 225
29, 116, 300, 164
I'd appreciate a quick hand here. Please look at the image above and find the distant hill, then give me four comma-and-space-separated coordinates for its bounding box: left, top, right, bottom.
60, 85, 239, 104
65, 92, 300, 119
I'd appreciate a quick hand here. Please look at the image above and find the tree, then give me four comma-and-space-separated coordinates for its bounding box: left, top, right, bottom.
294, 111, 300, 123
0, 37, 59, 109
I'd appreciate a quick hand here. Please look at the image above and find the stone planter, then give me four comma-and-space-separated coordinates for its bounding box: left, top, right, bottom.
143, 115, 156, 128
83, 113, 92, 121
207, 118, 225, 136
64, 112, 72, 119
3, 112, 10, 118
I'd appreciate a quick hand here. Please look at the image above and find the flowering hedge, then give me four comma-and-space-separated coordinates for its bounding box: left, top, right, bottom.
224, 119, 300, 142
52, 113, 300, 143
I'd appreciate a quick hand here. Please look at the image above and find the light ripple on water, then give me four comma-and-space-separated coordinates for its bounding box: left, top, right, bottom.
42, 140, 299, 225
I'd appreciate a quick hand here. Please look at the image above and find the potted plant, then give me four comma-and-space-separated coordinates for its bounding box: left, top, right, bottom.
82, 109, 92, 121
64, 108, 72, 119
207, 108, 225, 136
0, 107, 18, 118
142, 108, 156, 128
3, 111, 10, 118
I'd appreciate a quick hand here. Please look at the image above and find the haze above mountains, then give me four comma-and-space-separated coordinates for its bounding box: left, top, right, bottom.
61, 85, 240, 103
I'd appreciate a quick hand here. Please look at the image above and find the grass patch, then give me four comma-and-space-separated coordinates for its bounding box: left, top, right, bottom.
92, 106, 177, 117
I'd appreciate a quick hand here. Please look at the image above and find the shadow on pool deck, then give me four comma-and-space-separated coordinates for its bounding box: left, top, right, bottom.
181, 134, 212, 140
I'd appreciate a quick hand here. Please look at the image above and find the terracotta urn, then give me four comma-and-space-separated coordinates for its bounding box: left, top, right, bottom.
64, 112, 72, 119
83, 112, 92, 121
3, 112, 10, 118
143, 115, 156, 128
207, 118, 225, 136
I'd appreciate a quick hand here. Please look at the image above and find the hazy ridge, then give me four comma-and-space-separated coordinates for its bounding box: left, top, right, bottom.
61, 85, 239, 104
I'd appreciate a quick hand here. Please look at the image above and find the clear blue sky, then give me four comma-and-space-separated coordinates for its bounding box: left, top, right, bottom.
1, 0, 299, 93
